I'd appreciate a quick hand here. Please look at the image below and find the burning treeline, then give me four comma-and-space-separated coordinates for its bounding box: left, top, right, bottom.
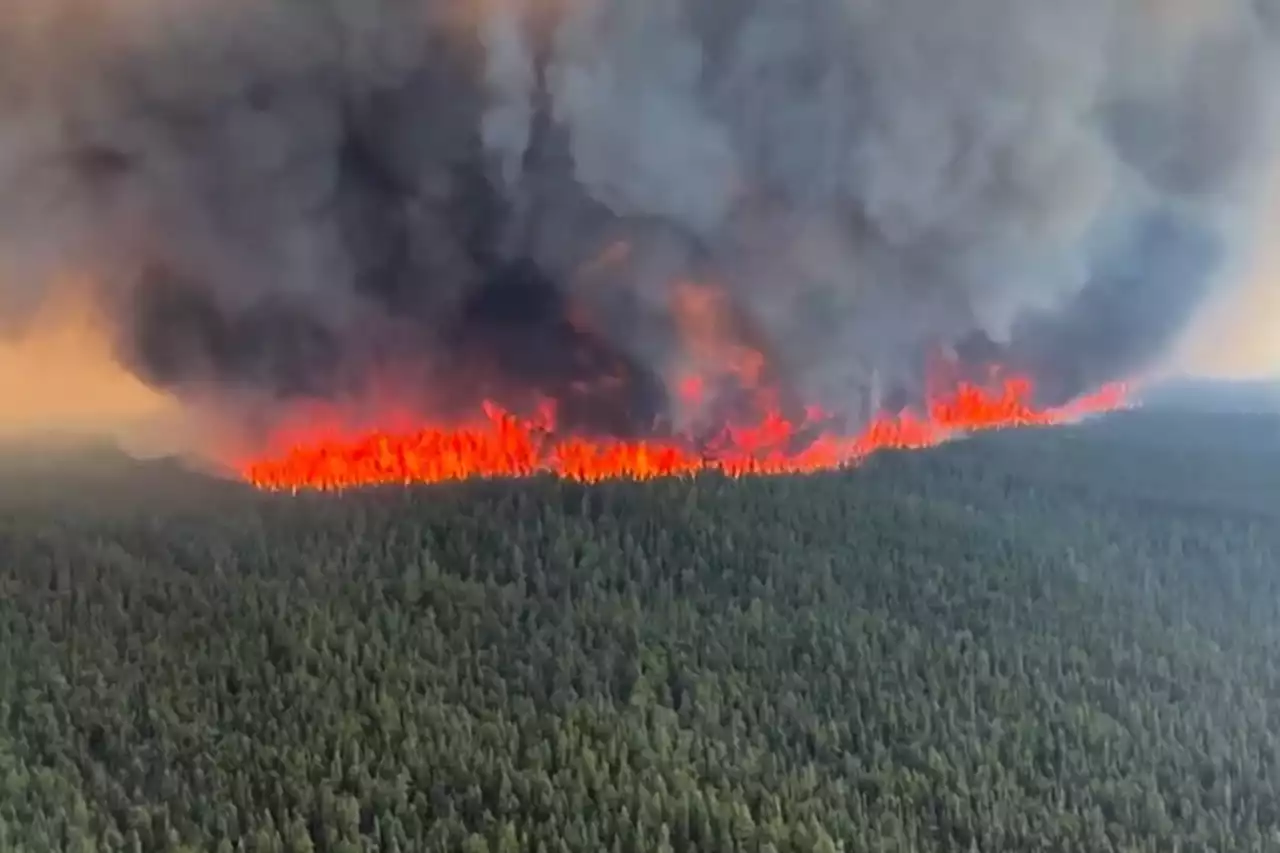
0, 0, 1276, 488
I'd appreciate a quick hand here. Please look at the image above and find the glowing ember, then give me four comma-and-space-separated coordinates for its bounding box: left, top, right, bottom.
240, 377, 1129, 492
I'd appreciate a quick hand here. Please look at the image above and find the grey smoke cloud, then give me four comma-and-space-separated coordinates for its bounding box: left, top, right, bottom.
0, 0, 1276, 430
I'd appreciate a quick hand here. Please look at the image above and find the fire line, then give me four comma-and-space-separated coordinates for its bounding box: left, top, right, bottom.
240, 377, 1129, 492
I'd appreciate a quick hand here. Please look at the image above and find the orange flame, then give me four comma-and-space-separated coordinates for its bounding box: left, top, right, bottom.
240, 377, 1129, 492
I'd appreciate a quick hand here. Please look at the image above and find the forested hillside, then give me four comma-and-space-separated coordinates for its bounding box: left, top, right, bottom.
3, 410, 1280, 852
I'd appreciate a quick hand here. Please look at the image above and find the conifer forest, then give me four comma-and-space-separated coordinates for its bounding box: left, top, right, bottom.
3, 406, 1280, 853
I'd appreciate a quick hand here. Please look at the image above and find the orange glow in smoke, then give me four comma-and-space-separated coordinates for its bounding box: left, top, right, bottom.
669, 279, 769, 389
240, 377, 1129, 492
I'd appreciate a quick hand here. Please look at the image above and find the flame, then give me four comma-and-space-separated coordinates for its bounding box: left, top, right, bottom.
240, 376, 1129, 492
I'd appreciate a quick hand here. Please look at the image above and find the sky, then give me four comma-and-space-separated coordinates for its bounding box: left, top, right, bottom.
1174, 153, 1280, 379
0, 283, 181, 446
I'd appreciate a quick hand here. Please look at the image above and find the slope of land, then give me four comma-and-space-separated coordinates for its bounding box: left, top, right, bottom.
1138, 378, 1280, 414
2, 409, 1280, 852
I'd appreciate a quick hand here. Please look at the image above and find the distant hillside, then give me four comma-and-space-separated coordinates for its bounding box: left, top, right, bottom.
1137, 377, 1280, 413
0, 437, 237, 511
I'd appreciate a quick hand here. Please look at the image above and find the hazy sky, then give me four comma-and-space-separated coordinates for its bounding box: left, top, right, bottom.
0, 284, 178, 441
1175, 153, 1280, 379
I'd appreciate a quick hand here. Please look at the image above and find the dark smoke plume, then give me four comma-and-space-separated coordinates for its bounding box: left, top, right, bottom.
1, 0, 1277, 435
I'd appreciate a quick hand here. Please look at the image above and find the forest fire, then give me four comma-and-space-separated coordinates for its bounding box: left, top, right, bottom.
240, 377, 1129, 492
232, 258, 1135, 493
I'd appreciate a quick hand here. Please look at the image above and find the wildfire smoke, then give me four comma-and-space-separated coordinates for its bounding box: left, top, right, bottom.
0, 0, 1275, 467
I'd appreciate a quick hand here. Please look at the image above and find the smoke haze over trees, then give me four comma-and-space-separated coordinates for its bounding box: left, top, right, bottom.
0, 0, 1277, 434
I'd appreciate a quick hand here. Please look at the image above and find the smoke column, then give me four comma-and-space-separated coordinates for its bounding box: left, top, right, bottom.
0, 0, 1277, 442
